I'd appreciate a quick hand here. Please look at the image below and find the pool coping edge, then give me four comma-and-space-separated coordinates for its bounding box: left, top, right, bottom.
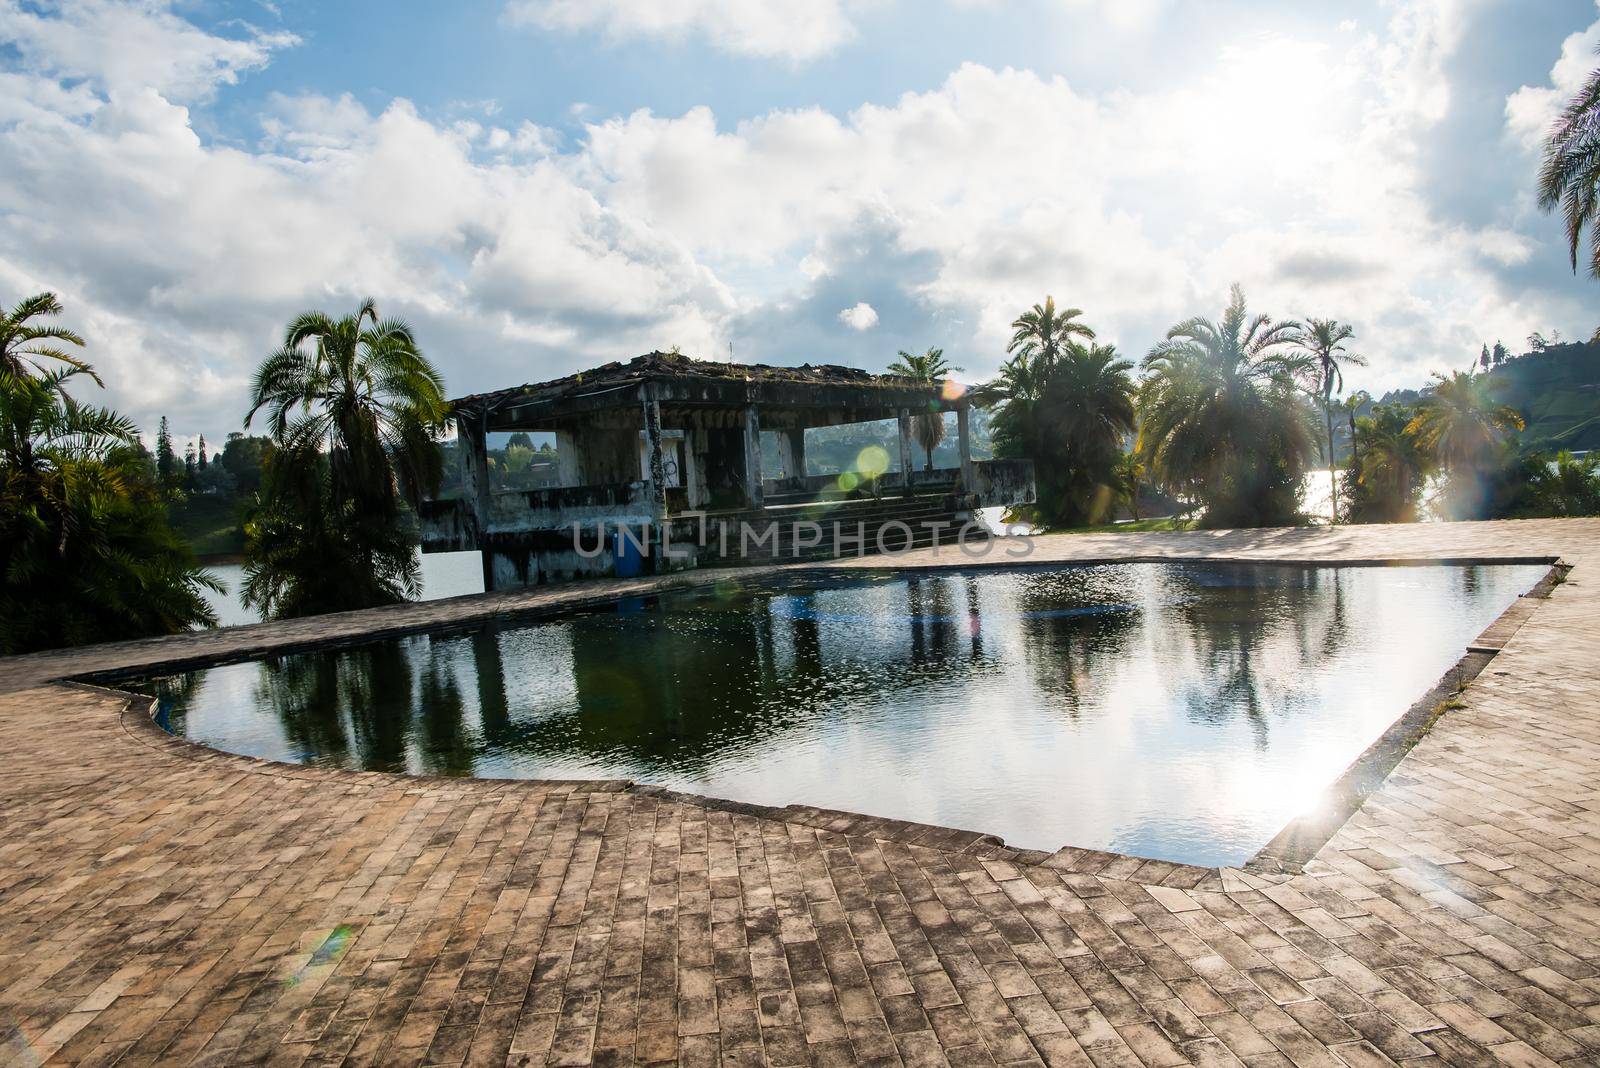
1242, 558, 1571, 876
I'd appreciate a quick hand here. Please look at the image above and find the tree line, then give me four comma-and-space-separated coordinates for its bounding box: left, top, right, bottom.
915, 286, 1600, 533
5, 283, 1598, 656
0, 294, 220, 652
0, 294, 447, 654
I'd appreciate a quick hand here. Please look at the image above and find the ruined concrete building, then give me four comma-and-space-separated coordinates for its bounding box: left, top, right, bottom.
421, 351, 1036, 590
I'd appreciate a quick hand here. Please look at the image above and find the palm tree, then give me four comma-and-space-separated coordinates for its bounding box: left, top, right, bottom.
886, 347, 963, 471
0, 366, 135, 513
1, 293, 97, 383
1344, 403, 1433, 523
1407, 371, 1523, 473
1343, 390, 1372, 468
243, 299, 448, 618
1539, 51, 1600, 276
1528, 450, 1600, 517
1113, 450, 1145, 521
1137, 285, 1313, 528
973, 352, 1043, 470
0, 367, 218, 652
247, 299, 447, 509
979, 337, 1135, 527
1008, 297, 1095, 366
1407, 371, 1524, 520
1297, 319, 1366, 523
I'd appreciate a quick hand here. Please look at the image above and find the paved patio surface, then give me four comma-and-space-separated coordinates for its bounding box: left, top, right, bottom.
3, 520, 1600, 1066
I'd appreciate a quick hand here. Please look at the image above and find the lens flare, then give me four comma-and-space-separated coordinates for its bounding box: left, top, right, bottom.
855, 445, 890, 479
940, 380, 967, 402
283, 924, 354, 988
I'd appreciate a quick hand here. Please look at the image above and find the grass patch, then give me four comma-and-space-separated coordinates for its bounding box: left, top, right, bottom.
167, 494, 245, 557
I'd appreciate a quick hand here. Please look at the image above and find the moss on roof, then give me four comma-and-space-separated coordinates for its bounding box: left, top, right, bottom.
451, 350, 940, 412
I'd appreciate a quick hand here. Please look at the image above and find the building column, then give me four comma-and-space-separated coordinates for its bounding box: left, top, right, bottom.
743, 406, 764, 509
687, 427, 708, 508
458, 413, 493, 589
641, 385, 666, 520
554, 428, 583, 486
777, 428, 806, 480
956, 401, 974, 492
896, 408, 914, 490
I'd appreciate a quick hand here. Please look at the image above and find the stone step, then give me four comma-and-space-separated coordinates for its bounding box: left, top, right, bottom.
698, 515, 989, 566
696, 500, 966, 531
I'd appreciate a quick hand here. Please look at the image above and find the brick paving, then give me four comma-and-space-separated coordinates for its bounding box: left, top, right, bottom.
2, 519, 1600, 1066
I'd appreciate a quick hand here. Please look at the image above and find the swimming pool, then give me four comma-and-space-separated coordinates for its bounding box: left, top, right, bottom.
140, 561, 1547, 867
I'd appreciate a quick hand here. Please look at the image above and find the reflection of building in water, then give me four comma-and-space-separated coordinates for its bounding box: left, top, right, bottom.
222, 563, 1362, 780
421, 351, 1034, 590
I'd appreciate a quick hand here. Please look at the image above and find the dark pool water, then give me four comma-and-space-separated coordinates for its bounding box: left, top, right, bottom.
142, 562, 1546, 867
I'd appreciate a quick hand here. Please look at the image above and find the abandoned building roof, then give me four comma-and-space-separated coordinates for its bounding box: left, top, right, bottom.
450, 351, 951, 416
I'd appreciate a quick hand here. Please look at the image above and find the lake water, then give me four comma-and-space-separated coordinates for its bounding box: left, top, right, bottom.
199, 552, 486, 627
146, 561, 1543, 866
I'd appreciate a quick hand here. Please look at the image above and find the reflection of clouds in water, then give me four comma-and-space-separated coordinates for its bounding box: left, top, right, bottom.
157, 561, 1548, 867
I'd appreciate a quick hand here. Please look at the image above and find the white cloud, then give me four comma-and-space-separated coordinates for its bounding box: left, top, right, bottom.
578, 36, 1559, 390
1505, 3, 1600, 151
837, 302, 879, 330
504, 0, 865, 62
0, 4, 735, 438
0, 0, 296, 101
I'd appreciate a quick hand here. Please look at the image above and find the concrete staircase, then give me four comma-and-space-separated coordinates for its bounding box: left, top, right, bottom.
682, 493, 991, 567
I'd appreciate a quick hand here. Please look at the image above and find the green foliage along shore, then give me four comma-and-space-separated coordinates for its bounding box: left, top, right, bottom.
0, 295, 218, 654
241, 299, 447, 620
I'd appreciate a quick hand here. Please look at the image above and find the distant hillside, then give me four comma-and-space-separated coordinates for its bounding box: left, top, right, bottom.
1492, 342, 1600, 451
1372, 340, 1600, 454
773, 407, 996, 475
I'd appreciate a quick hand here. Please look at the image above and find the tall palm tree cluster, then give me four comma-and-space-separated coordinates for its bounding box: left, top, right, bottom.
242, 300, 448, 619
1136, 286, 1320, 528
0, 290, 452, 652
975, 298, 1136, 527
972, 287, 1345, 530
0, 294, 218, 653
950, 50, 1600, 531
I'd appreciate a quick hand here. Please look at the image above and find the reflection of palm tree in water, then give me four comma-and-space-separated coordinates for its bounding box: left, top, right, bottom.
790, 594, 822, 676
415, 637, 477, 777
1007, 571, 1140, 720
1169, 564, 1348, 749
1021, 616, 1132, 722
258, 654, 351, 766
256, 642, 414, 771
343, 643, 417, 770
470, 627, 512, 747
906, 576, 964, 665
965, 576, 983, 659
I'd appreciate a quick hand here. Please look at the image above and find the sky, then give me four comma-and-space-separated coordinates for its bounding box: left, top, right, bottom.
3, 0, 1600, 447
